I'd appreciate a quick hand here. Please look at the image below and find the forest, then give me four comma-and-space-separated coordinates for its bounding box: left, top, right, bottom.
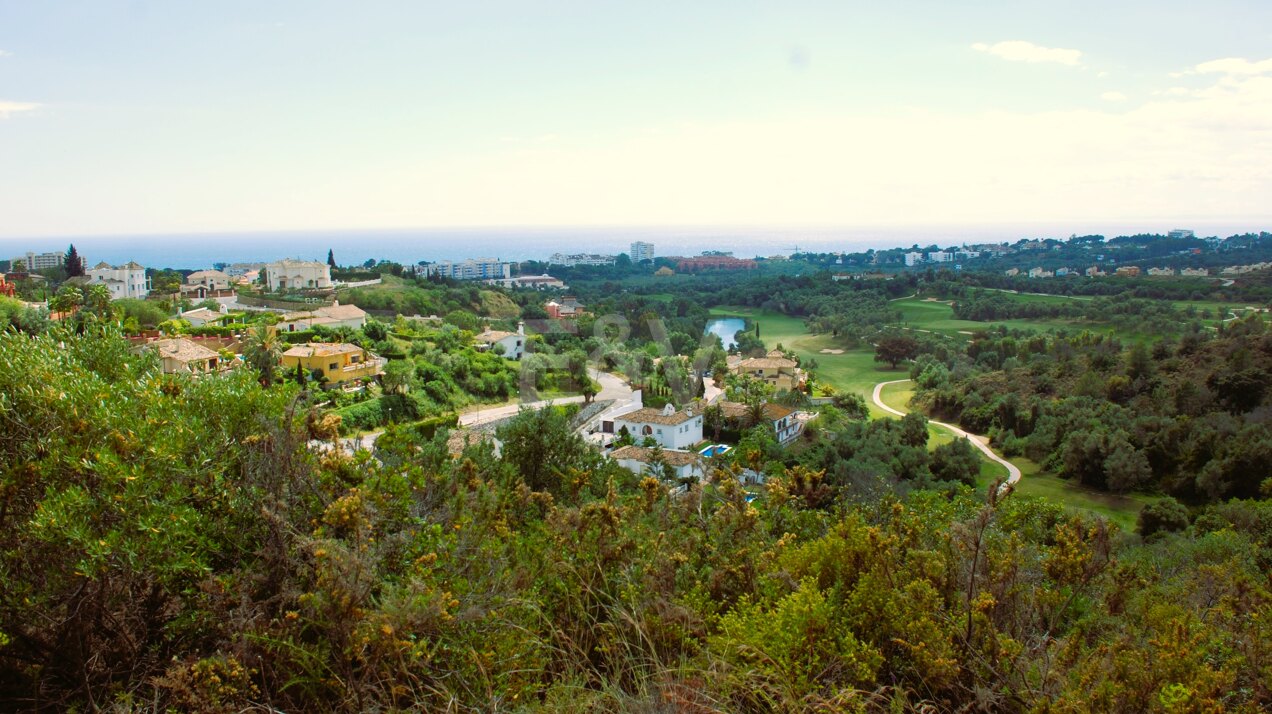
1, 312, 1270, 711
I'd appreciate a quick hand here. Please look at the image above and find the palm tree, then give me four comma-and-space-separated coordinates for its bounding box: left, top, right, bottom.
49, 284, 84, 314
244, 323, 283, 385
84, 284, 113, 318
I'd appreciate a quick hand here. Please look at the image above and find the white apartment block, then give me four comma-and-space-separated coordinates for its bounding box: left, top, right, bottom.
11, 251, 71, 272
904, 252, 924, 267
630, 241, 655, 263
422, 258, 511, 280
928, 251, 953, 263
87, 261, 150, 300
548, 253, 617, 267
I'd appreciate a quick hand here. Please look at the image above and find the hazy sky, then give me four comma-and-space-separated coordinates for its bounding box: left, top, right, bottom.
2, 1, 1271, 237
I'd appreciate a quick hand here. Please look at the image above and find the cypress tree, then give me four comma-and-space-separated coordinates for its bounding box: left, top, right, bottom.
327, 249, 337, 269
64, 244, 85, 277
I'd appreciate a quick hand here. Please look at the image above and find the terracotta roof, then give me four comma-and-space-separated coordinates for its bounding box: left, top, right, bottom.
146, 338, 219, 364
610, 445, 702, 467
180, 307, 223, 322
318, 303, 367, 320
282, 342, 366, 358
716, 401, 796, 422
186, 270, 230, 282
614, 407, 698, 427
737, 357, 798, 370
475, 329, 516, 344
267, 258, 327, 269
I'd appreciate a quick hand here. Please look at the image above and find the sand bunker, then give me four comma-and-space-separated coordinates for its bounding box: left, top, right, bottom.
819, 348, 845, 354
958, 330, 974, 335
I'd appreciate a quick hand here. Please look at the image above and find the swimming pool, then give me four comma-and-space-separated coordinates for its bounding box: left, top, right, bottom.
698, 444, 732, 457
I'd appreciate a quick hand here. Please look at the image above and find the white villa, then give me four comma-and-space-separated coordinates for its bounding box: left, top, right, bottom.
185, 269, 233, 291
475, 323, 525, 359
613, 403, 704, 451
263, 259, 333, 291
179, 304, 229, 327
277, 303, 369, 332
86, 261, 150, 300
609, 445, 705, 482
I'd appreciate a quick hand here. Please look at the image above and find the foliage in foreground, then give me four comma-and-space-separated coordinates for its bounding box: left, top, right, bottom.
0, 329, 1270, 712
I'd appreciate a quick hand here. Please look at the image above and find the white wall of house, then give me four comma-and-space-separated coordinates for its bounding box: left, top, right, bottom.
614, 409, 703, 450
87, 264, 149, 299
263, 260, 332, 291
615, 456, 703, 482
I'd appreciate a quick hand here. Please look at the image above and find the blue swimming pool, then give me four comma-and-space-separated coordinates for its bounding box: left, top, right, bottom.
699, 444, 733, 457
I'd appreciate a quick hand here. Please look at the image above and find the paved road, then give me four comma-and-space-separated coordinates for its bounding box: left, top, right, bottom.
872, 378, 1022, 489
458, 369, 632, 427
330, 369, 634, 452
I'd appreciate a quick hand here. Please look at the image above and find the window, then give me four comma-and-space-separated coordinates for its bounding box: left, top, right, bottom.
329, 362, 338, 371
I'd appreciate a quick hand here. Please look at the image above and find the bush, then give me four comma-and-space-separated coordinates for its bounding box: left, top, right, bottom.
1138, 497, 1190, 538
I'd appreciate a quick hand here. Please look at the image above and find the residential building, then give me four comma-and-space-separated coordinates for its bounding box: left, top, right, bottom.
1004, 268, 1020, 277
1027, 267, 1053, 278
1055, 267, 1071, 277
928, 251, 953, 263
422, 258, 511, 281
10, 251, 70, 272
548, 253, 616, 267
281, 343, 385, 385
277, 303, 369, 332
1180, 267, 1210, 277
488, 274, 567, 290
904, 252, 923, 267
674, 255, 757, 271
1147, 267, 1177, 276
609, 445, 705, 482
178, 305, 228, 327
1115, 266, 1141, 277
732, 355, 804, 392
263, 259, 333, 291
474, 322, 525, 359
222, 262, 263, 277
1168, 229, 1195, 239
142, 338, 224, 375
86, 261, 150, 300
545, 296, 585, 319
613, 403, 704, 451
185, 269, 233, 291
630, 241, 655, 263
1085, 266, 1106, 277
716, 401, 803, 444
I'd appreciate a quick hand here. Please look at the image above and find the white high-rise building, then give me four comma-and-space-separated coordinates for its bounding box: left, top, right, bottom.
630, 241, 655, 263
11, 251, 70, 272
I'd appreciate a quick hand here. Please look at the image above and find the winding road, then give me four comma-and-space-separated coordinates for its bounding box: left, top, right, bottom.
872, 378, 1021, 489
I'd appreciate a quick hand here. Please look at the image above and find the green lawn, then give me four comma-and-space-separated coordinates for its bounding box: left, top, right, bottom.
713, 305, 1150, 528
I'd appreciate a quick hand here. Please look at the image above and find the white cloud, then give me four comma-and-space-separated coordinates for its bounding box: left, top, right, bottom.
1097, 71, 1109, 78
1100, 91, 1127, 102
0, 50, 12, 58
971, 40, 1082, 66
0, 101, 39, 118
1194, 57, 1272, 75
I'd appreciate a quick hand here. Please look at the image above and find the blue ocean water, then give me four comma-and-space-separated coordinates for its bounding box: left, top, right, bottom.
1, 222, 1262, 270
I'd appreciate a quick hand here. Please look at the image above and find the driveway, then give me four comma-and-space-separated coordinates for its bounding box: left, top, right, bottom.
872, 378, 1022, 489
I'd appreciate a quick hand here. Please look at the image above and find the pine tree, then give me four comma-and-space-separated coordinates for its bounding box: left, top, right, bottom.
327, 249, 336, 269
64, 244, 85, 277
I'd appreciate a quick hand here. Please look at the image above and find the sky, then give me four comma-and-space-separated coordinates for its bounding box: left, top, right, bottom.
2, 1, 1271, 238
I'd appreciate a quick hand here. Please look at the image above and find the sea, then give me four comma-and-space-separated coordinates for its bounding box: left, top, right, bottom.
0, 221, 1263, 270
